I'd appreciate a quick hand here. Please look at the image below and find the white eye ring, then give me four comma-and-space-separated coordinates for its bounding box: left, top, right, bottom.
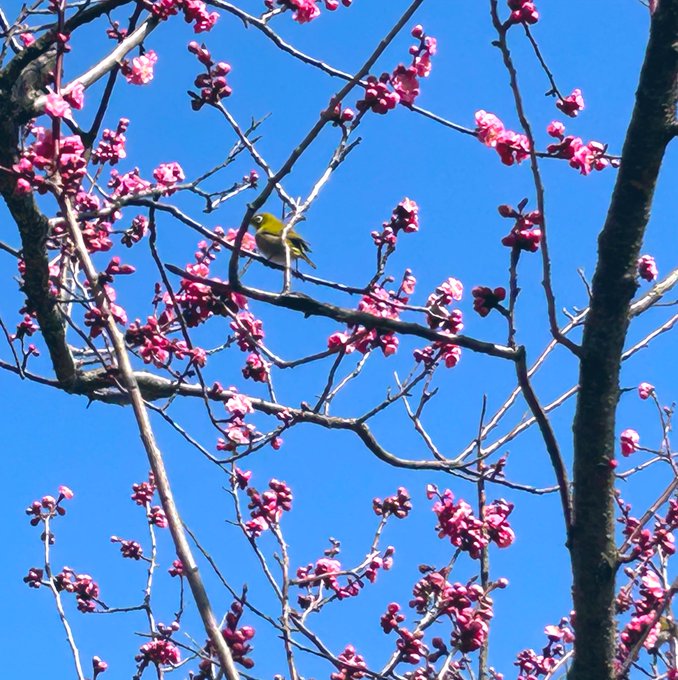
253, 215, 263, 224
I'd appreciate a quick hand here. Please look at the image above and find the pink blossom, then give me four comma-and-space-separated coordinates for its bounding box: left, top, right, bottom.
357, 74, 400, 114
638, 382, 654, 400
507, 0, 539, 25
290, 0, 321, 23
123, 50, 158, 85
637, 254, 658, 282
108, 168, 152, 197
92, 656, 108, 675
331, 646, 367, 680
19, 32, 35, 47
63, 83, 85, 110
620, 428, 640, 456
137, 638, 181, 665
45, 93, 71, 119
475, 110, 505, 147
225, 392, 254, 418
547, 120, 565, 138
153, 161, 185, 193
556, 88, 585, 117
225, 228, 257, 252
391, 65, 419, 105
58, 485, 74, 500
472, 286, 506, 317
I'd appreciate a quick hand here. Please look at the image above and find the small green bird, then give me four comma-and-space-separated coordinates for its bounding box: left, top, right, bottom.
249, 213, 316, 269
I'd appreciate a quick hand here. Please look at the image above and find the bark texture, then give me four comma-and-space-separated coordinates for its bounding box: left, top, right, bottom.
570, 3, 678, 679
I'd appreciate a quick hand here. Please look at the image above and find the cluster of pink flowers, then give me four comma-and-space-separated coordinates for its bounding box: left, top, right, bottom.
472, 286, 507, 317
126, 235, 244, 367
499, 200, 543, 252
409, 568, 501, 653
425, 277, 464, 333
330, 645, 367, 680
153, 161, 185, 194
514, 619, 574, 679
242, 352, 270, 382
412, 278, 464, 370
110, 536, 143, 559
617, 494, 678, 562
410, 25, 437, 78
188, 42, 232, 110
108, 167, 152, 197
149, 505, 168, 527
12, 313, 39, 342
14, 126, 86, 196
136, 637, 181, 666
54, 567, 101, 612
121, 215, 150, 247
475, 110, 530, 166
25, 485, 74, 526
265, 0, 351, 25
92, 118, 129, 165
244, 478, 293, 537
358, 25, 435, 112
297, 546, 395, 605
327, 270, 409, 358
219, 600, 255, 668
83, 283, 128, 338
131, 473, 157, 505
546, 120, 610, 175
121, 50, 158, 85
125, 315, 197, 367
637, 254, 658, 282
23, 567, 44, 588
371, 198, 419, 247
507, 0, 539, 25
69, 191, 115, 253
556, 89, 585, 117
215, 389, 260, 452
224, 227, 257, 254
230, 311, 265, 352
373, 487, 412, 519
390, 25, 437, 106
429, 485, 515, 558
168, 559, 184, 577
618, 570, 665, 660
357, 73, 401, 114
324, 100, 356, 127
151, 0, 219, 32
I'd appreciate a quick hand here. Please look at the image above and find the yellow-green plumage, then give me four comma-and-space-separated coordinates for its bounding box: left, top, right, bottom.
249, 213, 316, 269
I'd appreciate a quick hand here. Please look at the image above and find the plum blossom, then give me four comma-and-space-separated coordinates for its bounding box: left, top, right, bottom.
637, 254, 658, 282
620, 428, 640, 456
556, 88, 585, 117
122, 50, 158, 85
638, 382, 655, 400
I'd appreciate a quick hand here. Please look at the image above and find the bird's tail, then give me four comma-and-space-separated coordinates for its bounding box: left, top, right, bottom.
301, 253, 317, 269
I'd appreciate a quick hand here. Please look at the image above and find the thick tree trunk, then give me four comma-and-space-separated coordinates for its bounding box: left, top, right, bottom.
570, 3, 678, 679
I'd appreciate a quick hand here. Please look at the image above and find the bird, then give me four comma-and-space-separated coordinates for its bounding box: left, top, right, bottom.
249, 213, 316, 269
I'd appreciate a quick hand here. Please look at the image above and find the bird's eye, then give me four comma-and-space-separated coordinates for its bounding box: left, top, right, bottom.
253, 215, 263, 225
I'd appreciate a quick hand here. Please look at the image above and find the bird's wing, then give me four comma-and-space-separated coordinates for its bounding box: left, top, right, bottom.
288, 233, 312, 254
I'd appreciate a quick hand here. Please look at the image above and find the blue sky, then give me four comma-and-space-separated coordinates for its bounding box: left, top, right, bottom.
2, 0, 677, 677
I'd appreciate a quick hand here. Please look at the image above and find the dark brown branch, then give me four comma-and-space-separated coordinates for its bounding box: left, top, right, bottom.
570, 2, 678, 679
515, 353, 572, 532
166, 264, 518, 360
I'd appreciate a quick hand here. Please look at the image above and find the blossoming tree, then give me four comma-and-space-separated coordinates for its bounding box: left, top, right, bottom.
1, 1, 677, 679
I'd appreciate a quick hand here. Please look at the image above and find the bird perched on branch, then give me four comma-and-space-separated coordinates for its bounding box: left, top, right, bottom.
249, 213, 316, 269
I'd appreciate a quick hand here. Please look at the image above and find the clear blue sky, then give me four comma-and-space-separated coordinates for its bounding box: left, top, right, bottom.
2, 0, 676, 677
